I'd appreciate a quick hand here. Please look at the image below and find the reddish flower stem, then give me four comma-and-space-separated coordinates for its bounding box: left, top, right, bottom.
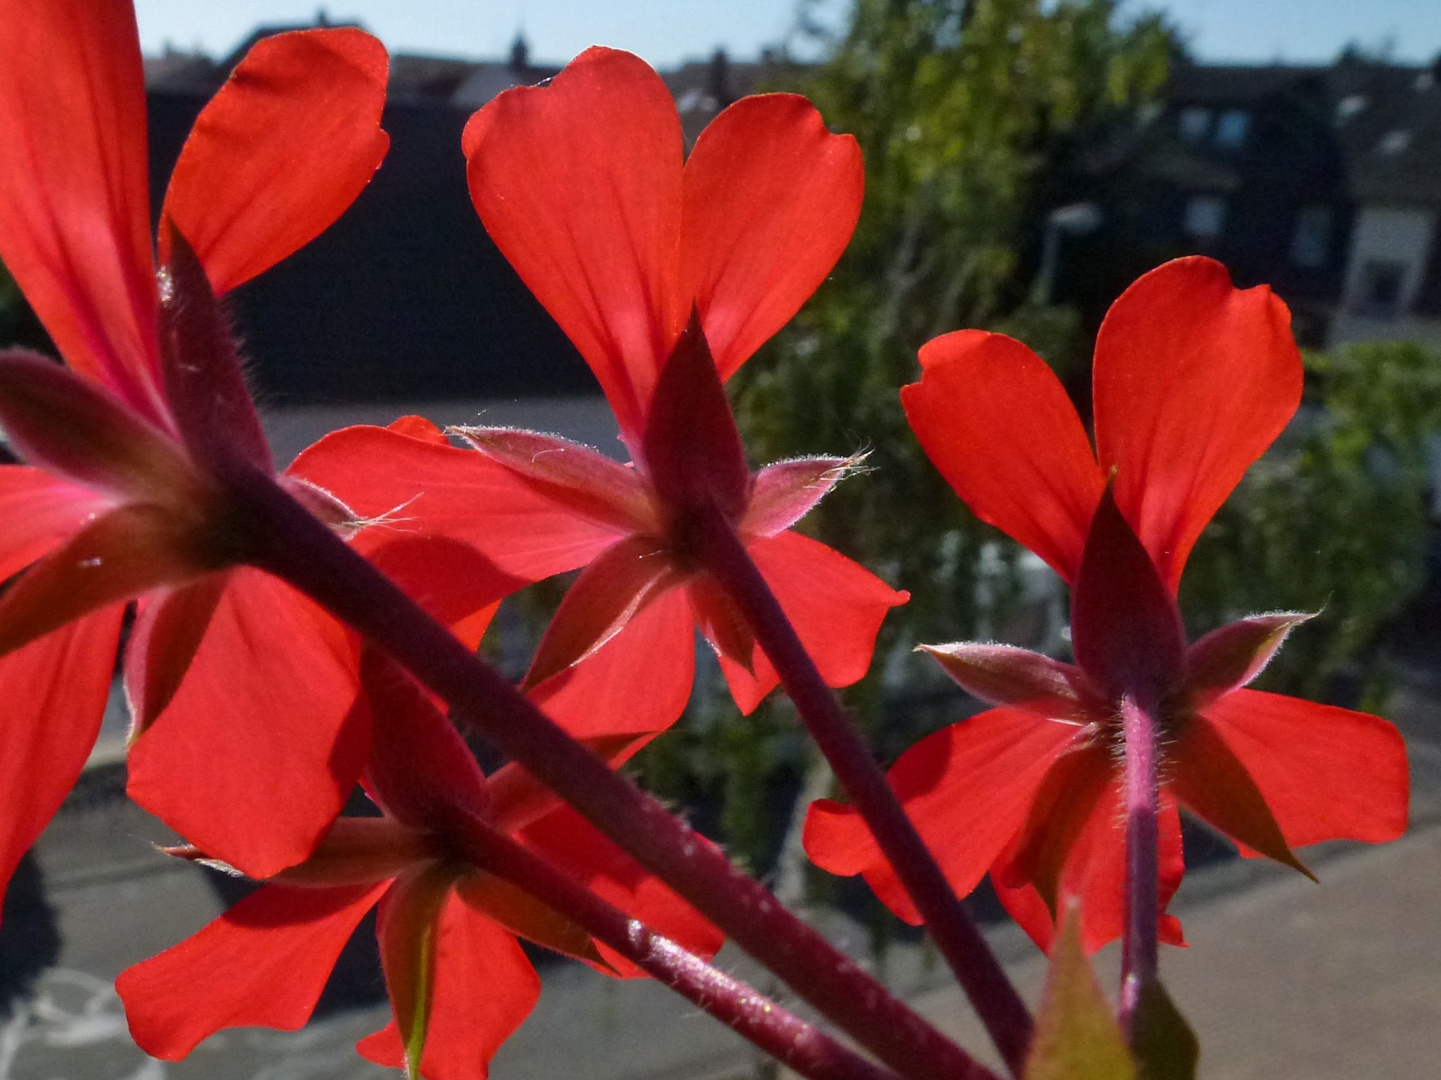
230, 471, 998, 1080
1119, 695, 1159, 1029
689, 505, 1033, 1076
453, 814, 902, 1080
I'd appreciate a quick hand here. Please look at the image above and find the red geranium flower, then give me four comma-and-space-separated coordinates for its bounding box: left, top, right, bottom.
804, 258, 1409, 952
0, 0, 397, 899
292, 47, 905, 733
118, 648, 721, 1080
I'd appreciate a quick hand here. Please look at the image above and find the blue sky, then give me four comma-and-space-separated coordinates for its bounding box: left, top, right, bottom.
133, 0, 1441, 68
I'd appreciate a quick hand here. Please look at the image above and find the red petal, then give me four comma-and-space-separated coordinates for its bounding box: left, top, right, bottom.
118, 882, 387, 1059
463, 47, 684, 442
521, 804, 724, 977
367, 536, 516, 650
995, 791, 1185, 954
0, 0, 163, 419
454, 427, 658, 536
289, 424, 621, 581
388, 414, 449, 444
0, 466, 106, 581
741, 456, 851, 538
0, 608, 122, 917
528, 586, 696, 739
996, 743, 1114, 914
1169, 712, 1310, 875
902, 332, 1103, 582
919, 643, 1103, 722
359, 893, 539, 1080
802, 709, 1081, 925
718, 531, 906, 714
682, 93, 862, 380
1070, 485, 1186, 706
126, 569, 363, 878
0, 503, 214, 658
640, 311, 750, 522
160, 28, 389, 295
522, 535, 682, 690
1093, 257, 1302, 589
124, 573, 230, 733
1200, 689, 1408, 849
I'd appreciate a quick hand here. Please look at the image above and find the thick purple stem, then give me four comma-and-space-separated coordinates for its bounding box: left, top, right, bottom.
690, 505, 1033, 1076
454, 814, 901, 1080
1119, 694, 1159, 1028
229, 471, 997, 1080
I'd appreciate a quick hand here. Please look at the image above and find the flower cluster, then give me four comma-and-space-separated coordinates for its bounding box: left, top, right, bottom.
0, 2, 1412, 1078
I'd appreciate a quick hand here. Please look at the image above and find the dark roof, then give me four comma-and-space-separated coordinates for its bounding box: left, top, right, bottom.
1166, 58, 1441, 205
145, 88, 592, 404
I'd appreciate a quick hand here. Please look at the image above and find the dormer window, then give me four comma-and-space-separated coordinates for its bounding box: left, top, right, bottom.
1214, 109, 1250, 149
1290, 207, 1332, 268
1336, 94, 1367, 122
1377, 130, 1411, 155
1182, 195, 1227, 239
1178, 107, 1211, 142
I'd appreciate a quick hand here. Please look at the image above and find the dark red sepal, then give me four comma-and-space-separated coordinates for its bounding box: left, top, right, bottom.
640, 307, 750, 524
360, 649, 491, 834
1071, 484, 1185, 707
157, 221, 273, 476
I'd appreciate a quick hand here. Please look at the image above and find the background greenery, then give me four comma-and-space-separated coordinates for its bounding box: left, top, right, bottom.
638, 1, 1441, 920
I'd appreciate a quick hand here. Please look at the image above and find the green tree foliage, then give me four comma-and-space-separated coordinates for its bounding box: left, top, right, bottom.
637, 1, 1178, 880
735, 0, 1175, 673
1182, 341, 1441, 708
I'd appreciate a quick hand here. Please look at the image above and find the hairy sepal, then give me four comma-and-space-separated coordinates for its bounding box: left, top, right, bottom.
920, 642, 1102, 722
641, 309, 750, 523
1184, 612, 1312, 706
0, 349, 201, 505
453, 426, 658, 535
1071, 485, 1185, 707
157, 223, 272, 475
741, 455, 855, 537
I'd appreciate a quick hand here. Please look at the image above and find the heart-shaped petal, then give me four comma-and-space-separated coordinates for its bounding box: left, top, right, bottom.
160, 27, 389, 296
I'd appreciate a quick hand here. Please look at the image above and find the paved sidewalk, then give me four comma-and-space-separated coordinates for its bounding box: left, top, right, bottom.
4, 684, 1439, 1079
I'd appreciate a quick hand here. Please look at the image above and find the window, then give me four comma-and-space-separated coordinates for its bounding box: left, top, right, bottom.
1356, 260, 1406, 316
1214, 109, 1250, 149
1290, 206, 1333, 268
1178, 107, 1211, 142
1377, 129, 1412, 155
1182, 195, 1227, 240
1336, 94, 1367, 123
